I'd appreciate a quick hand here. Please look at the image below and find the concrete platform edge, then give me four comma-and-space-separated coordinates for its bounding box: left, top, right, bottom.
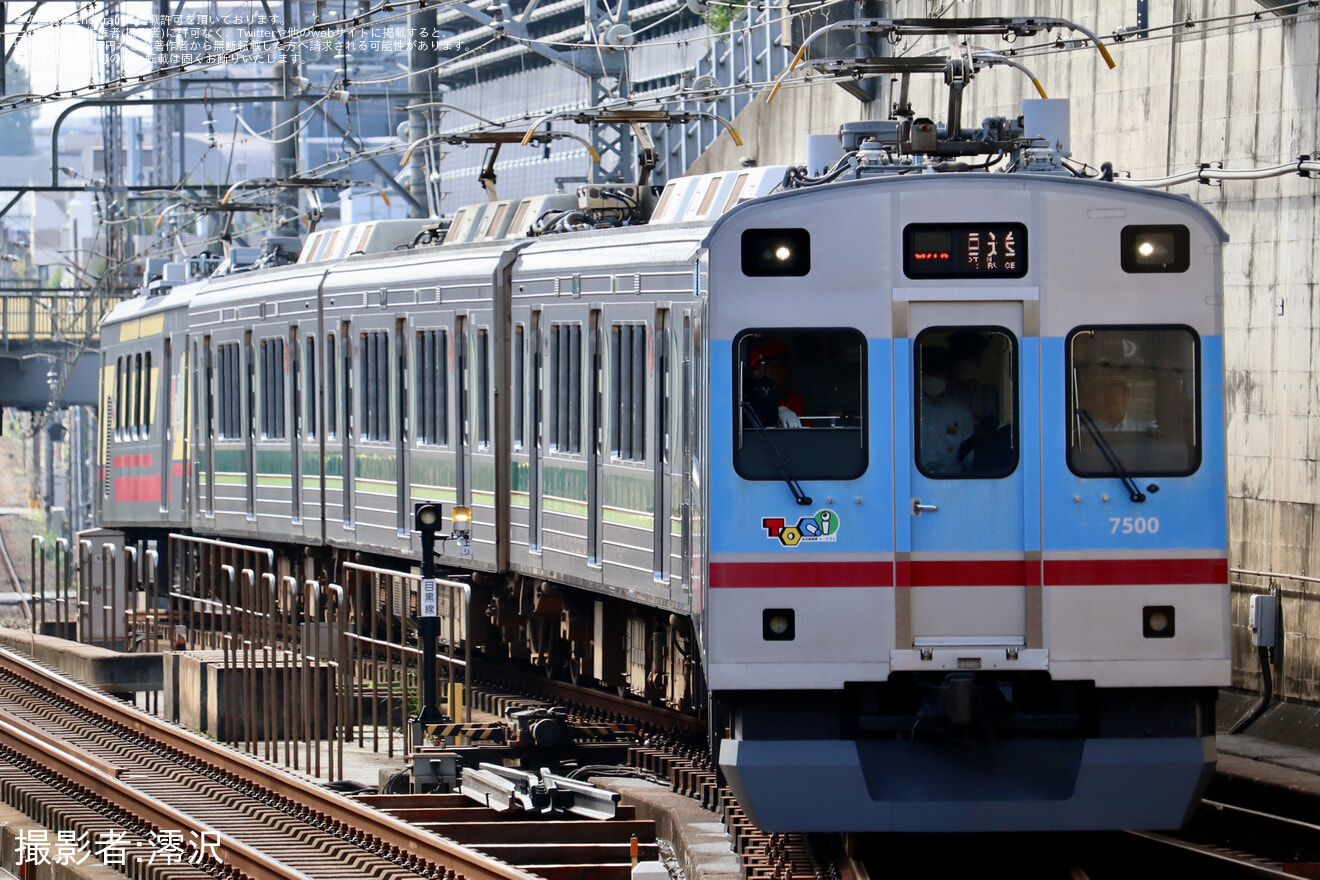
595, 778, 741, 880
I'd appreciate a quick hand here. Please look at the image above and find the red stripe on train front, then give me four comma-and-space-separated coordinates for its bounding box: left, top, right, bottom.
1044, 557, 1227, 586
710, 557, 1227, 588
710, 561, 893, 588
112, 453, 153, 468
113, 475, 161, 503
896, 559, 1036, 587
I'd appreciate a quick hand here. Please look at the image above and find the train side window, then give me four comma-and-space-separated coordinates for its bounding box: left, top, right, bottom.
259, 338, 287, 440
610, 323, 647, 462
1067, 326, 1200, 477
326, 334, 338, 440
415, 329, 449, 446
477, 328, 491, 447
133, 353, 143, 439
304, 336, 317, 439
360, 331, 391, 442
216, 342, 243, 439
143, 351, 153, 437
733, 328, 866, 481
549, 323, 583, 454
915, 328, 1018, 479
513, 325, 525, 447
114, 356, 124, 441
416, 331, 432, 444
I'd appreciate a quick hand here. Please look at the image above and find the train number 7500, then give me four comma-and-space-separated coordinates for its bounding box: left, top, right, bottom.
1110, 517, 1160, 534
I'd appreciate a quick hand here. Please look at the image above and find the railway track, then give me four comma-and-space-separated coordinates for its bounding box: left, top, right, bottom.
461, 662, 857, 880
0, 642, 852, 880
12, 639, 1320, 880
0, 646, 544, 880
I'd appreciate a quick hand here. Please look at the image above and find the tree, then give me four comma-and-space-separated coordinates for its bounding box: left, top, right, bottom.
0, 62, 35, 155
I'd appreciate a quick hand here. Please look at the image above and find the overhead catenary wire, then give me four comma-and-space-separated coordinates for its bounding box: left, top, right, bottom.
12, 0, 1312, 115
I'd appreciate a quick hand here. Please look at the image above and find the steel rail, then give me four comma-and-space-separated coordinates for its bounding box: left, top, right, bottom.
0, 646, 540, 880
1125, 829, 1305, 878
0, 712, 313, 880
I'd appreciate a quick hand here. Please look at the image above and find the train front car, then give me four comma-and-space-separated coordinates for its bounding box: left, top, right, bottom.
702, 172, 1229, 832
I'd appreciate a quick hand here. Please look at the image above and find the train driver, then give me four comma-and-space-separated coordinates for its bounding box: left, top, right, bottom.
1087, 369, 1151, 432
918, 348, 974, 474
746, 337, 806, 428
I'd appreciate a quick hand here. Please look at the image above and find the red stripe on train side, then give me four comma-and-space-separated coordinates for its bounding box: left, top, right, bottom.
710, 561, 894, 588
1044, 557, 1227, 586
112, 453, 153, 468
113, 475, 161, 503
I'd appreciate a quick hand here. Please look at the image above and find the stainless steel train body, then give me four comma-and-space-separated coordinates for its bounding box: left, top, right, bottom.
97, 164, 1229, 833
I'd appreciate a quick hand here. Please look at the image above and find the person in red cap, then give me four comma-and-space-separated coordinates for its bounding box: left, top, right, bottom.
747, 337, 806, 427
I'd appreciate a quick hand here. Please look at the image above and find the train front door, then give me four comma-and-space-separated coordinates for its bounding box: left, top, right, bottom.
893, 300, 1044, 670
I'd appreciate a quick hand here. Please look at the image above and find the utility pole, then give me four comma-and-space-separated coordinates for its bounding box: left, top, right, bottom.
407, 5, 438, 217
100, 1, 127, 295
152, 0, 174, 190
273, 0, 301, 235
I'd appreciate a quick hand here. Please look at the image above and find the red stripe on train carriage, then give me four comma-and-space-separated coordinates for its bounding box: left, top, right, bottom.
1044, 557, 1227, 586
113, 475, 161, 503
710, 561, 894, 588
711, 557, 1227, 588
112, 453, 153, 468
896, 559, 1037, 587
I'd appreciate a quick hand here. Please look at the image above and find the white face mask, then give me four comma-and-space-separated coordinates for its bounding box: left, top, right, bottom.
922, 376, 946, 398
954, 361, 977, 382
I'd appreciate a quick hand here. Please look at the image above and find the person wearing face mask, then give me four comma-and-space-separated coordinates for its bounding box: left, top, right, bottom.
918, 348, 974, 474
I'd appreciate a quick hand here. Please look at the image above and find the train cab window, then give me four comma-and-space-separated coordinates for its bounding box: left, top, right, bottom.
915, 328, 1018, 478
1067, 327, 1200, 477
734, 328, 866, 481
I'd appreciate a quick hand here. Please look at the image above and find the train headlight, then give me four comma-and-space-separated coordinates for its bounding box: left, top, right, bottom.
1121, 225, 1189, 273
741, 228, 811, 277
762, 608, 795, 641
1143, 605, 1176, 639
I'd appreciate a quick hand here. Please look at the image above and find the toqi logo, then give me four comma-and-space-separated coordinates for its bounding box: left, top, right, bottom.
761, 510, 840, 547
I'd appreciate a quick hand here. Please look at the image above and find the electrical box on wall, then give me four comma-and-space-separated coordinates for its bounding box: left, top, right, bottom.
1249, 594, 1278, 648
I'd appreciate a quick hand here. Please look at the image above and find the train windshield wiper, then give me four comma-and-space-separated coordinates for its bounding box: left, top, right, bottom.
739, 401, 813, 506
1075, 407, 1146, 503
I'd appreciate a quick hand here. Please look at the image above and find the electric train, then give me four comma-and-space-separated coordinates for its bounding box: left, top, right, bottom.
96, 98, 1229, 832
